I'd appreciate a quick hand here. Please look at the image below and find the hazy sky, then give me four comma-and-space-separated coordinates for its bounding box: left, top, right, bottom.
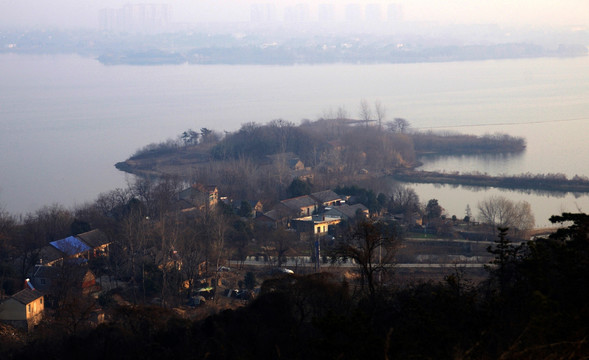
1, 0, 588, 29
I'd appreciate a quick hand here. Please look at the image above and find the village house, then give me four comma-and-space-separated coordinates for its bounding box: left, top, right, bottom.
37, 229, 111, 267
178, 183, 219, 210
230, 199, 264, 218
324, 203, 370, 221
310, 190, 345, 207
30, 265, 99, 302
288, 158, 305, 171
258, 189, 370, 230
290, 214, 341, 238
0, 288, 44, 331
266, 153, 306, 171
37, 245, 66, 266
255, 209, 280, 227
279, 195, 318, 217
76, 229, 111, 257
49, 236, 92, 262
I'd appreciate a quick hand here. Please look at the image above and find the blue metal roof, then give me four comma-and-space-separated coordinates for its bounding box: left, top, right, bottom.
50, 236, 91, 256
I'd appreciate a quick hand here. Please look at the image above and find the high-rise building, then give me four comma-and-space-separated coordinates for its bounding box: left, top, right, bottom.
250, 4, 278, 23
387, 3, 404, 22
284, 3, 311, 23
345, 3, 363, 23
99, 3, 169, 33
318, 4, 335, 23
365, 3, 382, 23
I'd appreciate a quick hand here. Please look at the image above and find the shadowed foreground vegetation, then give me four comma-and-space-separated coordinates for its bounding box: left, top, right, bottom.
4, 213, 589, 359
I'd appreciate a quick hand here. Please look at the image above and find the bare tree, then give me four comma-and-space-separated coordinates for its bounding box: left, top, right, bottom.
334, 221, 398, 298
389, 186, 420, 217
477, 196, 535, 237
387, 118, 410, 133
155, 211, 182, 307
119, 199, 149, 303
33, 204, 74, 242
0, 210, 16, 296
336, 106, 349, 120
359, 99, 373, 126
374, 100, 386, 131
511, 201, 535, 238
177, 216, 205, 295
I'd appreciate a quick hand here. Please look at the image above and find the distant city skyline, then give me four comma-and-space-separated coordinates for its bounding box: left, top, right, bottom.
1, 0, 588, 30
99, 4, 171, 33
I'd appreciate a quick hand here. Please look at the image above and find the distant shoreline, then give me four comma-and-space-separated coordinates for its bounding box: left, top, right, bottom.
96, 46, 588, 66
392, 169, 589, 194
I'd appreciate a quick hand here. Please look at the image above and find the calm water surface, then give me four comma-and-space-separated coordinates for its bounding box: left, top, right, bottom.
1, 54, 588, 226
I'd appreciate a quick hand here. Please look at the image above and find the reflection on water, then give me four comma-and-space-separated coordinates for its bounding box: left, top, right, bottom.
413, 120, 589, 227
418, 151, 525, 176
402, 182, 589, 228
417, 120, 589, 179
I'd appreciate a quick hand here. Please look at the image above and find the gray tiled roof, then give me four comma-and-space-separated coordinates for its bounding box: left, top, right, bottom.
280, 195, 317, 210
38, 245, 64, 264
76, 229, 110, 248
33, 265, 60, 279
11, 289, 42, 305
310, 190, 343, 204
261, 209, 280, 221
325, 204, 369, 220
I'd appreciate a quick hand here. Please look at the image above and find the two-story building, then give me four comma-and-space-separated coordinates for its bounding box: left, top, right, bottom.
290, 214, 341, 237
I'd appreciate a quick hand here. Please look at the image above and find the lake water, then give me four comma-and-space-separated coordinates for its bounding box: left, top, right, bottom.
1, 54, 588, 226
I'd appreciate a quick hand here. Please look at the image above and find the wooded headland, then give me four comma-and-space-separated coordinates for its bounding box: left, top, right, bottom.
113, 117, 589, 201
115, 118, 538, 204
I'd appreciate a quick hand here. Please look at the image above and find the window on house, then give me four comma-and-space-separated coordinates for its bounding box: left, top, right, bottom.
40, 298, 43, 305
28, 304, 31, 312
40, 278, 46, 285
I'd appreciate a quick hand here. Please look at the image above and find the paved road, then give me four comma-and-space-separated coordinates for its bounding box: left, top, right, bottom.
233, 257, 488, 269
404, 237, 494, 245
230, 237, 496, 270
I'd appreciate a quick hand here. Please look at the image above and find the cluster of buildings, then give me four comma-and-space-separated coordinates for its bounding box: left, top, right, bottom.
99, 4, 170, 33
256, 189, 369, 240
0, 230, 111, 331
174, 179, 369, 240
251, 2, 404, 24
98, 2, 404, 33
0, 178, 373, 332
